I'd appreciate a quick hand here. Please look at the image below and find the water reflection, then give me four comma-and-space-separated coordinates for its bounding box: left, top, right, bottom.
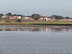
0, 25, 72, 54
0, 25, 72, 32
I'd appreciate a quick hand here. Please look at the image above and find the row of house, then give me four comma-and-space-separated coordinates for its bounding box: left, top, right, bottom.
1, 15, 72, 21
1, 15, 56, 21
57, 18, 72, 21
22, 17, 56, 21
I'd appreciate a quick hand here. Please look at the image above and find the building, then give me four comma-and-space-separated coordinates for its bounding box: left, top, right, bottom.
1, 15, 10, 19
63, 18, 72, 21
10, 15, 22, 19
30, 18, 35, 21
57, 18, 72, 21
43, 17, 51, 21
24, 16, 31, 20
37, 18, 44, 21
22, 16, 35, 21
51, 18, 56, 21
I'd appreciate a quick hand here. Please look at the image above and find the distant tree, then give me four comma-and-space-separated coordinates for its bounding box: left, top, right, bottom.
51, 15, 63, 19
31, 14, 40, 20
12, 14, 23, 17
0, 14, 3, 18
65, 17, 70, 19
6, 13, 12, 16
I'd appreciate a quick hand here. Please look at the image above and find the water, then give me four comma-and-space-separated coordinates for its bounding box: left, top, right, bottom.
0, 25, 72, 54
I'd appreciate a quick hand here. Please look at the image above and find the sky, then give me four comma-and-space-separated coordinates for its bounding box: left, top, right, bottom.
0, 0, 72, 17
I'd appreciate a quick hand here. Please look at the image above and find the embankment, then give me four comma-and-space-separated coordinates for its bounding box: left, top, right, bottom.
0, 23, 72, 26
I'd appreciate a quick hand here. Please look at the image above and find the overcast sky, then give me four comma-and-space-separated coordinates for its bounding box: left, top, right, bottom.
0, 0, 72, 17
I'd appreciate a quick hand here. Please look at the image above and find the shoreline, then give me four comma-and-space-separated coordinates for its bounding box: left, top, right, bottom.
0, 23, 72, 26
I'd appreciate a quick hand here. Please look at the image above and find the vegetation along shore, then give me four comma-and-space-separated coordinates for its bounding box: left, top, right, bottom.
0, 21, 72, 26
0, 13, 72, 26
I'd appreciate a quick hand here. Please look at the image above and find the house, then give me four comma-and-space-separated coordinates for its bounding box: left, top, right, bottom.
57, 19, 64, 21
1, 15, 10, 19
43, 17, 51, 21
30, 18, 35, 21
17, 16, 21, 19
22, 16, 35, 21
24, 16, 31, 20
51, 18, 56, 21
22, 16, 32, 21
1, 15, 6, 19
10, 15, 22, 19
10, 16, 17, 19
58, 18, 72, 21
63, 18, 72, 21
37, 18, 44, 21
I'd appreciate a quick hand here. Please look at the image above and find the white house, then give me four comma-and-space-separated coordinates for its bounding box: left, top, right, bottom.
17, 16, 21, 19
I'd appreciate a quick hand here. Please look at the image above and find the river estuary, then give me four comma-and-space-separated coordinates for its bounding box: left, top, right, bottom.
0, 25, 72, 54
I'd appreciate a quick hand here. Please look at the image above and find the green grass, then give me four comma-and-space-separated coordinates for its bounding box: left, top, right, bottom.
0, 20, 72, 24
21, 21, 72, 24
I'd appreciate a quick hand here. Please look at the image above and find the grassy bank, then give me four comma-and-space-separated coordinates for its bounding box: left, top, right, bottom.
0, 21, 72, 26
21, 21, 72, 24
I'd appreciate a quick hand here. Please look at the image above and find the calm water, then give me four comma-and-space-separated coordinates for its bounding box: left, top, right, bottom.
0, 25, 72, 54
